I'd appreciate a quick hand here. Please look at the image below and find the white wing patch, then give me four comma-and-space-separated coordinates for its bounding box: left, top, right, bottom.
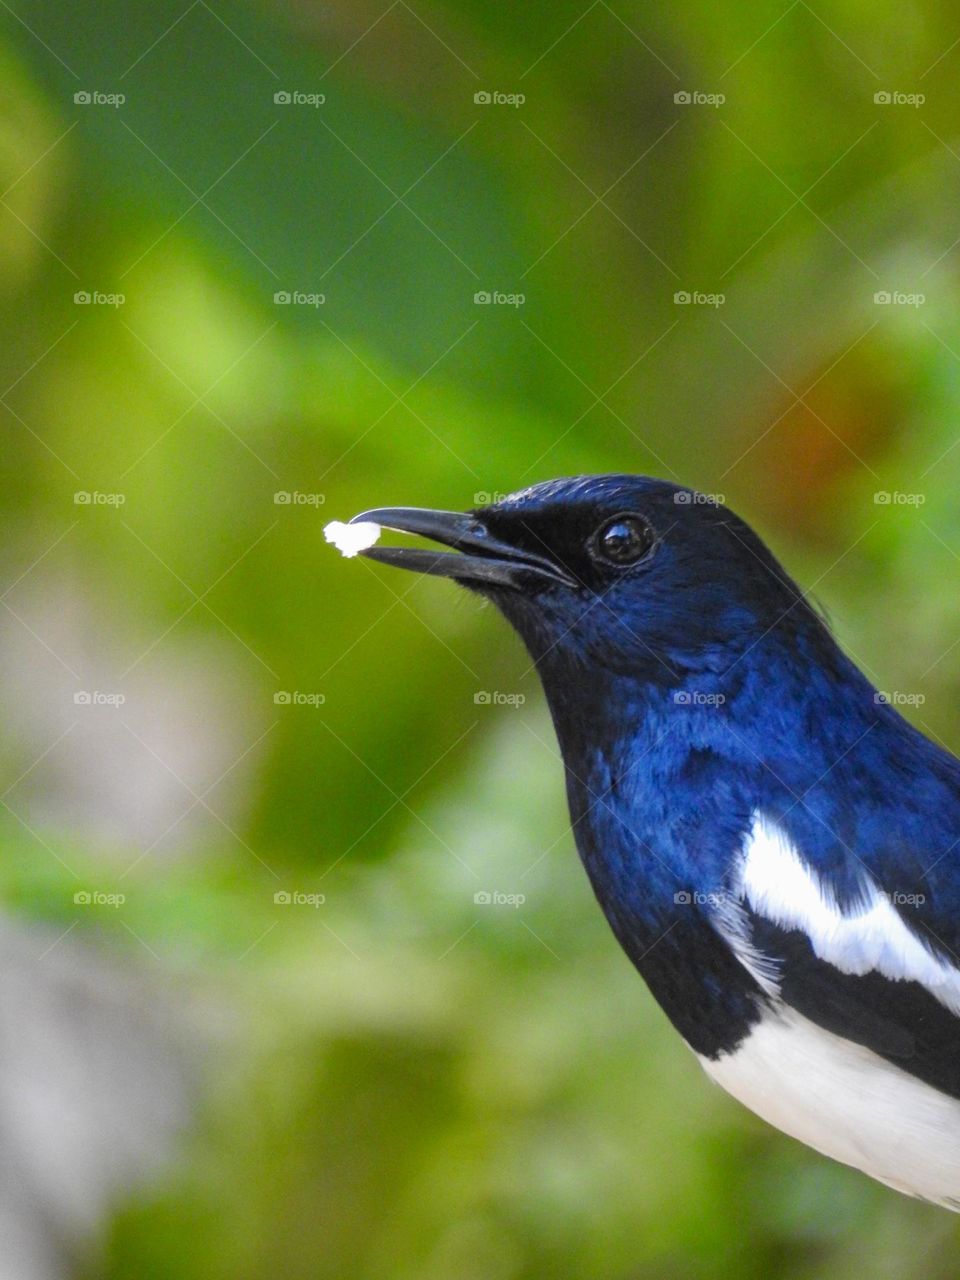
710, 887, 782, 999
729, 812, 960, 1017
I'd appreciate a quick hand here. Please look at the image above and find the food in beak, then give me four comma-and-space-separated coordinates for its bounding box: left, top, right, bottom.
324, 520, 382, 558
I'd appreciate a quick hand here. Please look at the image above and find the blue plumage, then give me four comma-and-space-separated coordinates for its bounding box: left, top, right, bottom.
342, 475, 960, 1207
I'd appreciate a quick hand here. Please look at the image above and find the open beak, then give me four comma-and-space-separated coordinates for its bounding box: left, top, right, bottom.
348, 506, 575, 590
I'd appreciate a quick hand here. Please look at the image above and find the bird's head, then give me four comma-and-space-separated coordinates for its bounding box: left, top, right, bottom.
348, 475, 831, 694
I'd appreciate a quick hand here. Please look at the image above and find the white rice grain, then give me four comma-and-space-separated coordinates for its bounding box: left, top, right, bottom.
324, 520, 382, 558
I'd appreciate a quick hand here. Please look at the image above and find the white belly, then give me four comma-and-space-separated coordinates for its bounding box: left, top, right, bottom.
699, 1005, 960, 1209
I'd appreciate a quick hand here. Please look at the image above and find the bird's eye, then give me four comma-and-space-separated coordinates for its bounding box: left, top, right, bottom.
591, 515, 654, 566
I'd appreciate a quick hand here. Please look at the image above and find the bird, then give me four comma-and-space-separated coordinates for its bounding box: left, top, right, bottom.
333, 474, 960, 1209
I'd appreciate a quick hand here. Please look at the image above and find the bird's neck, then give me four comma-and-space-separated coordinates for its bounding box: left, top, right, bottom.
540, 628, 907, 824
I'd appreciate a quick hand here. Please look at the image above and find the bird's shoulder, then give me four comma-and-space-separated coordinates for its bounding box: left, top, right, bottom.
711, 812, 960, 1100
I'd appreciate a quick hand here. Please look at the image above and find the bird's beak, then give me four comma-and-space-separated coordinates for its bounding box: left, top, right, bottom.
347, 506, 575, 590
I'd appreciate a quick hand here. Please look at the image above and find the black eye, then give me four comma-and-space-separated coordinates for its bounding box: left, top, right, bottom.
591, 515, 654, 566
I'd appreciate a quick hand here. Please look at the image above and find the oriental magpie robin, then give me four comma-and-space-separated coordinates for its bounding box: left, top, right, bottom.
337, 475, 960, 1209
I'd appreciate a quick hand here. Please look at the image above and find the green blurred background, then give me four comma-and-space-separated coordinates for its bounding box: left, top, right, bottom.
1, 1, 960, 1276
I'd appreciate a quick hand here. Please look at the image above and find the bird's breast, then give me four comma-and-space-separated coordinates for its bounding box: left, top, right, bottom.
564, 759, 769, 1058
